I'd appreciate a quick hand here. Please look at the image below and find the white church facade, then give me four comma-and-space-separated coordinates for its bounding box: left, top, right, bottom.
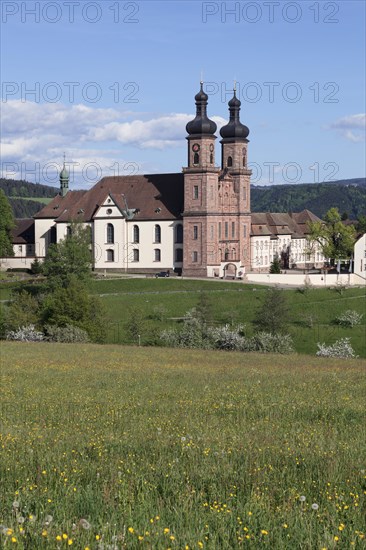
7, 84, 330, 277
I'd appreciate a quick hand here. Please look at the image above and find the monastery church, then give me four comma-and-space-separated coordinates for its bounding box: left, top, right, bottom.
13, 84, 325, 277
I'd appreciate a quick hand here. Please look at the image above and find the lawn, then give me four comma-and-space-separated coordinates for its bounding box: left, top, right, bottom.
1, 277, 365, 357
0, 342, 365, 548
88, 278, 366, 357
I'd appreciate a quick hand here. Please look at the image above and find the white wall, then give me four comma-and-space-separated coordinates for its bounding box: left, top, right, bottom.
34, 218, 55, 258
354, 234, 366, 281
246, 273, 357, 287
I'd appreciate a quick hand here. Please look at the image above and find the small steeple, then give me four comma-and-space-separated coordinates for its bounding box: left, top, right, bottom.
60, 153, 69, 197
220, 88, 249, 140
186, 82, 217, 136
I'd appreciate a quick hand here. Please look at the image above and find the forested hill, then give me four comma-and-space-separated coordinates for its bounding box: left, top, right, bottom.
251, 178, 366, 219
1, 177, 365, 219
0, 178, 57, 218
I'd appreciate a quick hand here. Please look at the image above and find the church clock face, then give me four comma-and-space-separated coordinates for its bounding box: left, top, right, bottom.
192, 143, 200, 152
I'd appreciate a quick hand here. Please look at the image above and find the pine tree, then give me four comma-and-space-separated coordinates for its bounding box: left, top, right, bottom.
269, 255, 281, 274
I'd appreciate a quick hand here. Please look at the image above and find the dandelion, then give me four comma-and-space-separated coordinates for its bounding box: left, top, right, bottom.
164, 528, 170, 534
299, 495, 306, 502
12, 500, 20, 509
311, 503, 319, 510
42, 530, 48, 537
261, 530, 268, 535
44, 514, 53, 524
68, 539, 73, 545
11, 537, 17, 543
63, 534, 68, 540
338, 524, 345, 531
56, 536, 62, 541
128, 527, 134, 534
17, 516, 25, 524
334, 536, 339, 541
181, 436, 186, 442
283, 524, 288, 528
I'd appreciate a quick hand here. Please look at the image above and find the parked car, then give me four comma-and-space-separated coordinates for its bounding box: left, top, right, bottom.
155, 270, 170, 278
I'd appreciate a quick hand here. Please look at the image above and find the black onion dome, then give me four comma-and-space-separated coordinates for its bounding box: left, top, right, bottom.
186, 82, 217, 136
220, 90, 249, 139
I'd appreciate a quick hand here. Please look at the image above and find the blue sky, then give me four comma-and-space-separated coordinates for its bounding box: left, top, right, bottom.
1, 0, 365, 188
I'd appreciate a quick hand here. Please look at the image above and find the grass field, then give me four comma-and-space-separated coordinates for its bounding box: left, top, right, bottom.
0, 342, 365, 548
1, 277, 365, 357
88, 278, 366, 357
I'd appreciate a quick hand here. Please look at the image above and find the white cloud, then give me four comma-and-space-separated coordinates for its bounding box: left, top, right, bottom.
329, 114, 366, 142
1, 100, 227, 185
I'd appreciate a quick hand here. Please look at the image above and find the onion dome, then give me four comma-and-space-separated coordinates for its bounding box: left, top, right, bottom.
220, 89, 249, 140
60, 153, 69, 181
186, 82, 217, 136
60, 164, 69, 181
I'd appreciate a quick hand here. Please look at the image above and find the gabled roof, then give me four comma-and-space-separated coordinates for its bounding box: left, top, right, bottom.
35, 174, 184, 223
34, 191, 87, 219
12, 219, 34, 244
250, 211, 322, 238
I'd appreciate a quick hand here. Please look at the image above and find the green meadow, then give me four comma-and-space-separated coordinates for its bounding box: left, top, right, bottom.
1, 277, 365, 356
0, 343, 365, 549
88, 278, 366, 357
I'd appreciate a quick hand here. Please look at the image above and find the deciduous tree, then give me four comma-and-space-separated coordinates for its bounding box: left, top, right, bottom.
42, 222, 92, 287
307, 207, 356, 263
0, 189, 15, 257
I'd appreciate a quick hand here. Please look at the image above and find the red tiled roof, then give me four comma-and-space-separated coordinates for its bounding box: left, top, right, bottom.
12, 219, 34, 244
250, 211, 322, 238
37, 174, 184, 223
33, 191, 87, 219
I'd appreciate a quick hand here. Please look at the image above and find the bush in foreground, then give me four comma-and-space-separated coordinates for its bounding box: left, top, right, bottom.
316, 338, 357, 359
45, 324, 90, 343
6, 324, 44, 342
335, 310, 363, 328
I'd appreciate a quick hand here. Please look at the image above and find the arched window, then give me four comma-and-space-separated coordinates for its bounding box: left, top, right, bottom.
154, 248, 161, 262
106, 223, 114, 244
154, 225, 161, 243
210, 153, 214, 164
106, 249, 114, 262
193, 152, 199, 165
227, 156, 233, 167
133, 249, 139, 262
175, 224, 183, 243
133, 225, 139, 243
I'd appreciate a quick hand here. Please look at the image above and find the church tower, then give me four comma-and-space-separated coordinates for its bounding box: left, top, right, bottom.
60, 154, 69, 197
218, 88, 252, 273
182, 83, 220, 277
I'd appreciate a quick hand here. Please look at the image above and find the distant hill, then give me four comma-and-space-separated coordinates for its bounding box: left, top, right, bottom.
0, 178, 57, 218
251, 179, 366, 219
1, 177, 365, 220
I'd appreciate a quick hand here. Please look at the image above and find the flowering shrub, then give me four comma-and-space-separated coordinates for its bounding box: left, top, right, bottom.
250, 332, 294, 354
316, 338, 358, 359
209, 324, 246, 351
161, 313, 293, 354
45, 324, 90, 343
335, 310, 363, 328
6, 325, 44, 342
